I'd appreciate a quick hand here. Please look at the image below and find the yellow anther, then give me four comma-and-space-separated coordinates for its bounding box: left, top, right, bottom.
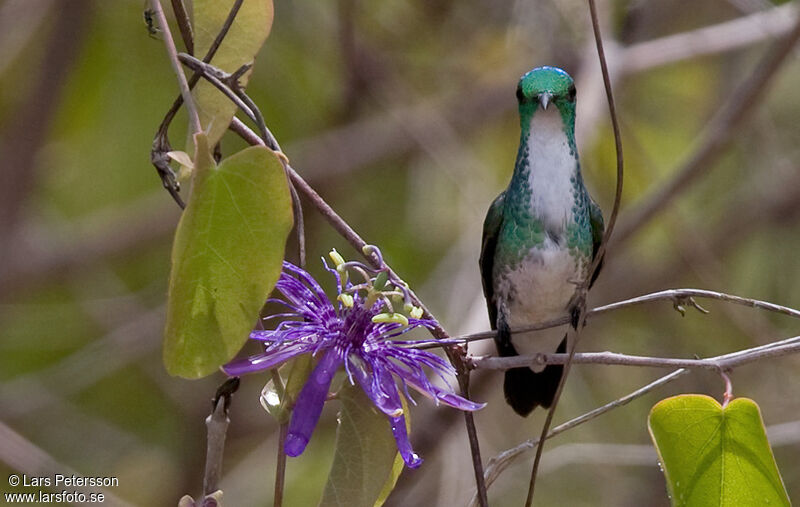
329, 248, 346, 268
371, 313, 409, 326
337, 293, 354, 308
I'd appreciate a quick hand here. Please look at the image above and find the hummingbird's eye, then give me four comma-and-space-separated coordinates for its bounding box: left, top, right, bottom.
567, 84, 576, 101
516, 87, 525, 103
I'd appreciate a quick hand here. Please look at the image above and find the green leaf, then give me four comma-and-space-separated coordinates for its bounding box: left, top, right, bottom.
373, 393, 410, 507
648, 395, 790, 507
164, 134, 293, 378
191, 0, 274, 146
319, 384, 403, 507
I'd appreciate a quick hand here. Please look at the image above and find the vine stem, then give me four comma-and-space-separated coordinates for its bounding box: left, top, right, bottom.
149, 0, 201, 135
274, 422, 288, 507
525, 0, 624, 503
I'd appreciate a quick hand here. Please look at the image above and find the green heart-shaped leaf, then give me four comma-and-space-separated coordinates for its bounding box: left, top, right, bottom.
164, 134, 293, 378
648, 394, 790, 506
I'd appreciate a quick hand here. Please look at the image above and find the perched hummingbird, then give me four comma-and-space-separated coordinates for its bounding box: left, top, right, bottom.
480, 67, 604, 416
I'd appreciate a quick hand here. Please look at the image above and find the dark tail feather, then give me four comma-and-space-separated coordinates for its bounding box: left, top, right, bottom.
500, 337, 567, 417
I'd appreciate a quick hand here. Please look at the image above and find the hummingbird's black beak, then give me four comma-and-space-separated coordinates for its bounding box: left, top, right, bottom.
538, 92, 552, 111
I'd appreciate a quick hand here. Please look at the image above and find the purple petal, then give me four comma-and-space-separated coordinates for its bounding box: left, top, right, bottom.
350, 359, 423, 468
350, 358, 403, 418
402, 374, 485, 412
222, 343, 315, 376
282, 261, 328, 299
285, 348, 343, 457
390, 414, 422, 468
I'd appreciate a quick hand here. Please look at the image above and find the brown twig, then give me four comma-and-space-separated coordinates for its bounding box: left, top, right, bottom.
150, 0, 201, 135
170, 0, 194, 54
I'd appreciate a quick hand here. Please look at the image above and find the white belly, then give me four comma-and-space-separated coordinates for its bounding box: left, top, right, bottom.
496, 243, 582, 371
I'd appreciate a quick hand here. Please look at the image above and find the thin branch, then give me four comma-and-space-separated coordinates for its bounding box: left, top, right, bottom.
452, 350, 488, 507
614, 13, 800, 246
591, 288, 800, 319
585, 0, 624, 285
177, 55, 258, 123
411, 287, 800, 349
469, 368, 686, 507
170, 0, 194, 54
470, 337, 800, 371
290, 184, 306, 268
150, 0, 201, 135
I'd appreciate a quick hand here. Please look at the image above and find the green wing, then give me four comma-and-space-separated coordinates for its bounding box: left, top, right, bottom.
588, 196, 605, 287
479, 191, 505, 330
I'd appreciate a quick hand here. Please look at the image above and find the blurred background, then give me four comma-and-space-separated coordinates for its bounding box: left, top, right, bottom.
1, 0, 800, 505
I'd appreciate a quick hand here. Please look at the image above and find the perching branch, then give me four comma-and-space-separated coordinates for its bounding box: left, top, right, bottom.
411, 287, 800, 349
470, 337, 800, 371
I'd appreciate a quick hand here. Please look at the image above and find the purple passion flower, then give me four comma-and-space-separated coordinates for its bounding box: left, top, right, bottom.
223, 256, 484, 468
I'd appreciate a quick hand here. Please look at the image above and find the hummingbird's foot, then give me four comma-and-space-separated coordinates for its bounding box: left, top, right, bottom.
567, 288, 589, 329
570, 305, 582, 329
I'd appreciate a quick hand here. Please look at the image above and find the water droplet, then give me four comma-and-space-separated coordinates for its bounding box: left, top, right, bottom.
260, 381, 282, 415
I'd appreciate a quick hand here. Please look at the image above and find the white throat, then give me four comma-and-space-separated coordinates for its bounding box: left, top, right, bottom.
524, 108, 577, 231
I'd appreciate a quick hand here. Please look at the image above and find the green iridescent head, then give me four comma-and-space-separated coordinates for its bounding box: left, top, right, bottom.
516, 66, 576, 112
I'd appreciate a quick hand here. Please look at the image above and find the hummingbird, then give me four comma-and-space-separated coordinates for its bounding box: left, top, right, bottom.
480, 66, 604, 416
